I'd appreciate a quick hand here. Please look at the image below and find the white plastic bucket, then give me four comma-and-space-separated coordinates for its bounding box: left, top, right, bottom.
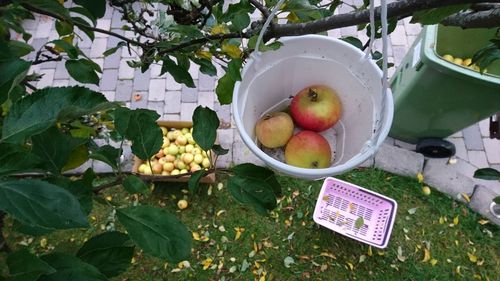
232, 35, 394, 179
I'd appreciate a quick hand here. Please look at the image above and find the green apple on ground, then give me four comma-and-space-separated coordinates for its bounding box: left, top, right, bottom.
255, 111, 294, 148
285, 131, 332, 169
290, 85, 342, 132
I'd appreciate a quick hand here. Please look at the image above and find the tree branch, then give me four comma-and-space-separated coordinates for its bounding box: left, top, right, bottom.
267, 0, 500, 39
249, 0, 271, 19
20, 3, 147, 48
158, 32, 251, 54
441, 8, 500, 28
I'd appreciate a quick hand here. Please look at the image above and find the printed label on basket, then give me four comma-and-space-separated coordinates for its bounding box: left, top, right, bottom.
313, 177, 397, 248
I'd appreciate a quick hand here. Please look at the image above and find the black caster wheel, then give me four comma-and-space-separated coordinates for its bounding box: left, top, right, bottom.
416, 138, 456, 158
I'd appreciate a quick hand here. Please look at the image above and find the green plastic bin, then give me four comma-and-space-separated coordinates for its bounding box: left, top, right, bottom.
389, 24, 500, 144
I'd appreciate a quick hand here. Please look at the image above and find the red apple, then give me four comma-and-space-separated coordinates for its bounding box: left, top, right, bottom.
255, 111, 294, 148
290, 85, 342, 132
285, 131, 332, 168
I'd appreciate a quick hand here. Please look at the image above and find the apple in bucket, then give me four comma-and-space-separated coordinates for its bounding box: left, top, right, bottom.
290, 85, 342, 132
285, 131, 331, 168
255, 111, 294, 148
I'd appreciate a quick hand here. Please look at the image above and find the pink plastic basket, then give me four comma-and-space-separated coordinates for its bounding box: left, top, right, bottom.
313, 177, 397, 248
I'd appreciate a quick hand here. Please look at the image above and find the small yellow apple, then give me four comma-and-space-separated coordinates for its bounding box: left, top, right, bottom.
162, 137, 170, 148
190, 163, 201, 173
202, 157, 211, 168
163, 162, 174, 172
183, 153, 194, 164
422, 186, 431, 196
177, 199, 188, 209
171, 169, 180, 176
166, 131, 175, 141
160, 126, 168, 136
185, 144, 194, 153
442, 54, 454, 62
167, 144, 179, 155
138, 164, 147, 173
194, 154, 203, 164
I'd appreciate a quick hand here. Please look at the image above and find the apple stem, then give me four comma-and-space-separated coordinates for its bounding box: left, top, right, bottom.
312, 161, 319, 168
263, 114, 271, 120
308, 88, 318, 102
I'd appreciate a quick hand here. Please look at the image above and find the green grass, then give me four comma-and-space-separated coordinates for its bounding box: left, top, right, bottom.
1, 168, 499, 280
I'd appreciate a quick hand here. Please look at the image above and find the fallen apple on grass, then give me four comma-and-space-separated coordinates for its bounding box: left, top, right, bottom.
285, 131, 332, 169
290, 85, 342, 132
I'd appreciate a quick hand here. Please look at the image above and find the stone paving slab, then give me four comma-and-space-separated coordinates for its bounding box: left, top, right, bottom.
374, 144, 424, 177
469, 184, 500, 225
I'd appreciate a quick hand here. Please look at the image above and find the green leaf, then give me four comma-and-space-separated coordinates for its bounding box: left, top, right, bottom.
127, 113, 163, 160
212, 144, 229, 156
472, 40, 500, 72
72, 17, 95, 41
74, 0, 106, 19
215, 73, 235, 105
116, 205, 192, 263
5, 41, 34, 57
76, 231, 134, 278
0, 58, 31, 104
192, 106, 219, 151
0, 143, 42, 176
366, 19, 398, 39
89, 145, 121, 170
51, 39, 78, 59
69, 7, 97, 26
473, 168, 500, 181
232, 163, 281, 197
122, 175, 149, 195
39, 253, 108, 281
12, 220, 54, 236
46, 176, 94, 216
6, 249, 56, 281
227, 176, 277, 215
19, 0, 71, 21
494, 196, 500, 204
113, 108, 163, 160
102, 42, 126, 57
192, 57, 217, 76
62, 144, 90, 172
188, 170, 206, 193
231, 12, 250, 31
355, 217, 364, 229
411, 5, 469, 24
65, 59, 100, 85
226, 59, 242, 81
0, 179, 89, 229
31, 127, 88, 175
113, 107, 158, 138
161, 56, 195, 88
55, 20, 73, 37
2, 86, 116, 144
168, 24, 203, 39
